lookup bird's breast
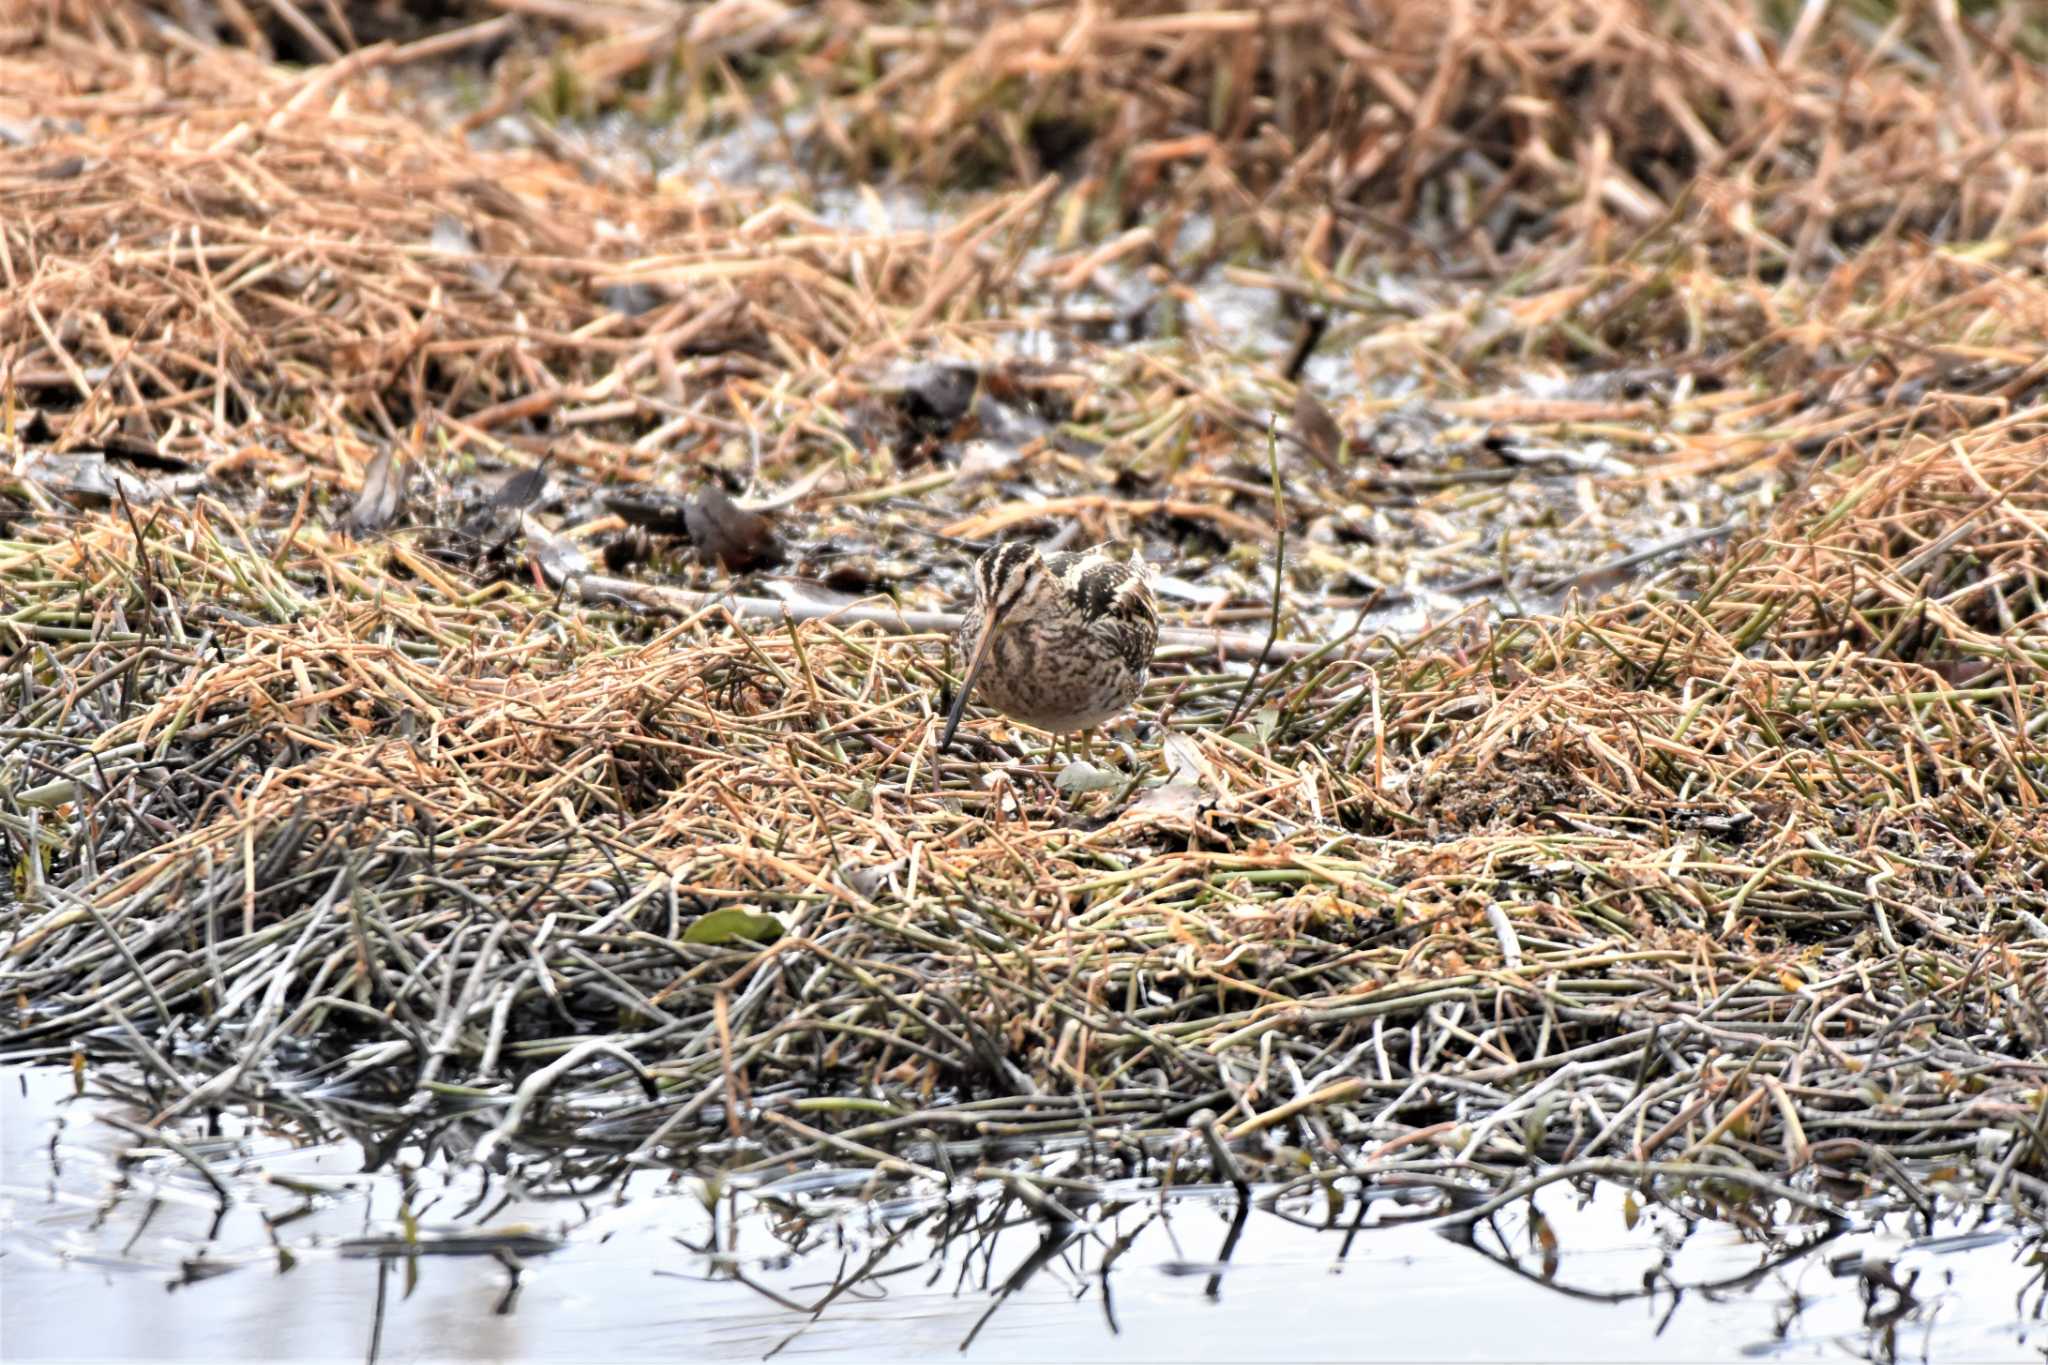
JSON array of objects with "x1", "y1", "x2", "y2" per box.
[{"x1": 967, "y1": 619, "x2": 1148, "y2": 731}]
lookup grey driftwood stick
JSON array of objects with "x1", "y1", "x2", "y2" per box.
[{"x1": 555, "y1": 571, "x2": 1324, "y2": 662}]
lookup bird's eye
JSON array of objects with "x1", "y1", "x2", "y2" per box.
[{"x1": 996, "y1": 563, "x2": 1037, "y2": 614}]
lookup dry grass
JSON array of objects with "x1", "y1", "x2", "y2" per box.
[{"x1": 2, "y1": 0, "x2": 2047, "y2": 1226}]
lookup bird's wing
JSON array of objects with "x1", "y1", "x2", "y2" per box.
[{"x1": 1047, "y1": 551, "x2": 1154, "y2": 626}]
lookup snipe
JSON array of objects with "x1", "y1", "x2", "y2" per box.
[{"x1": 939, "y1": 541, "x2": 1158, "y2": 759}]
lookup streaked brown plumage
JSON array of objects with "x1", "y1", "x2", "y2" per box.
[{"x1": 940, "y1": 540, "x2": 1158, "y2": 756}]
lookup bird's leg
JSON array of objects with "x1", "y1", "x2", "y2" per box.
[{"x1": 1078, "y1": 728, "x2": 1095, "y2": 764}]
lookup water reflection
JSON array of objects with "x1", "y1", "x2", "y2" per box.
[{"x1": 3, "y1": 1067, "x2": 2043, "y2": 1363}]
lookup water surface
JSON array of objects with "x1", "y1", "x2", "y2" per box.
[{"x1": 3, "y1": 1067, "x2": 2041, "y2": 1363}]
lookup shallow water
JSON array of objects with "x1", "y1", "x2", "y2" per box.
[{"x1": 4, "y1": 1067, "x2": 2044, "y2": 1363}]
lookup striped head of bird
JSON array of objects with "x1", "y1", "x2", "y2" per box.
[{"x1": 941, "y1": 542, "x2": 1060, "y2": 750}]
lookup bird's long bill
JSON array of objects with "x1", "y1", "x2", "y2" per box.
[{"x1": 940, "y1": 617, "x2": 999, "y2": 751}]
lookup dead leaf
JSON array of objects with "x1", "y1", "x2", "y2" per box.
[
  {"x1": 492, "y1": 460, "x2": 553, "y2": 513},
  {"x1": 1161, "y1": 732, "x2": 1224, "y2": 794},
  {"x1": 1291, "y1": 386, "x2": 1345, "y2": 473},
  {"x1": 602, "y1": 487, "x2": 692, "y2": 537},
  {"x1": 346, "y1": 447, "x2": 407, "y2": 535},
  {"x1": 95, "y1": 432, "x2": 188, "y2": 471},
  {"x1": 842, "y1": 858, "x2": 907, "y2": 900},
  {"x1": 21, "y1": 452, "x2": 184, "y2": 506},
  {"x1": 1124, "y1": 780, "x2": 1208, "y2": 825},
  {"x1": 883, "y1": 362, "x2": 978, "y2": 430},
  {"x1": 684, "y1": 484, "x2": 783, "y2": 572},
  {"x1": 523, "y1": 512, "x2": 590, "y2": 582},
  {"x1": 1055, "y1": 760, "x2": 1121, "y2": 797}
]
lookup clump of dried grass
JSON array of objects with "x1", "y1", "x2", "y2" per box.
[
  {"x1": 1384, "y1": 421, "x2": 2048, "y2": 832},
  {"x1": 399, "y1": 0, "x2": 2048, "y2": 274},
  {"x1": 1730, "y1": 423, "x2": 2048, "y2": 664},
  {"x1": 0, "y1": 13, "x2": 1072, "y2": 477}
]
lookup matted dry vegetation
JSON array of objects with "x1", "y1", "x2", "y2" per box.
[{"x1": 4, "y1": 0, "x2": 2048, "y2": 1232}]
